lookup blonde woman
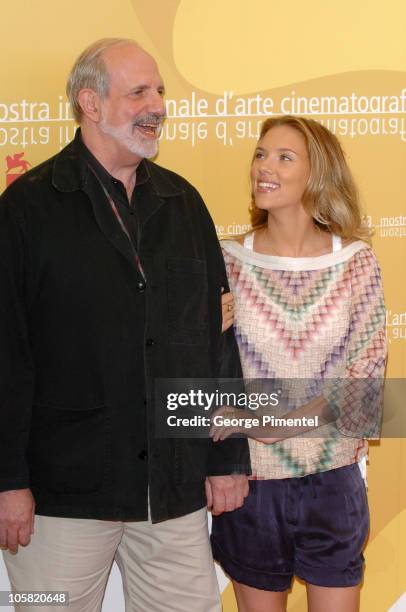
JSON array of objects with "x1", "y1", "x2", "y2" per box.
[{"x1": 210, "y1": 116, "x2": 386, "y2": 612}]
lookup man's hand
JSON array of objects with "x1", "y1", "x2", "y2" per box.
[
  {"x1": 221, "y1": 289, "x2": 234, "y2": 333},
  {"x1": 355, "y1": 439, "x2": 369, "y2": 462},
  {"x1": 205, "y1": 474, "x2": 248, "y2": 516},
  {"x1": 0, "y1": 489, "x2": 35, "y2": 554}
]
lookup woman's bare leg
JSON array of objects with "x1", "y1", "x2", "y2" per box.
[
  {"x1": 232, "y1": 579, "x2": 288, "y2": 612},
  {"x1": 306, "y1": 583, "x2": 360, "y2": 612}
]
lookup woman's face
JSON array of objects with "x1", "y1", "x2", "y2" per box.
[{"x1": 251, "y1": 125, "x2": 311, "y2": 213}]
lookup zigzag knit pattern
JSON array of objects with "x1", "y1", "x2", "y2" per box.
[{"x1": 221, "y1": 240, "x2": 387, "y2": 478}]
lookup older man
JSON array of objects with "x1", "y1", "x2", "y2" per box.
[{"x1": 0, "y1": 38, "x2": 249, "y2": 612}]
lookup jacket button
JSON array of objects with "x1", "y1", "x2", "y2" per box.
[
  {"x1": 146, "y1": 338, "x2": 155, "y2": 347},
  {"x1": 138, "y1": 450, "x2": 148, "y2": 460},
  {"x1": 137, "y1": 280, "x2": 146, "y2": 292}
]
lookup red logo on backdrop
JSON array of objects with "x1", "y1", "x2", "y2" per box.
[{"x1": 5, "y1": 153, "x2": 31, "y2": 186}]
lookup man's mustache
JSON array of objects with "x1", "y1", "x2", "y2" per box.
[{"x1": 133, "y1": 113, "x2": 166, "y2": 126}]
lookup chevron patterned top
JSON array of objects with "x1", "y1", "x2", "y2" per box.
[{"x1": 221, "y1": 238, "x2": 387, "y2": 478}]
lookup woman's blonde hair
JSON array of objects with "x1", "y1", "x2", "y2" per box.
[{"x1": 249, "y1": 115, "x2": 371, "y2": 242}]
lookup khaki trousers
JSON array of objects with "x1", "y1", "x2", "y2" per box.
[{"x1": 3, "y1": 508, "x2": 221, "y2": 612}]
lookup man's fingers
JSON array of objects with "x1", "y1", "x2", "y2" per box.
[
  {"x1": 355, "y1": 439, "x2": 368, "y2": 462},
  {"x1": 208, "y1": 475, "x2": 249, "y2": 516},
  {"x1": 0, "y1": 488, "x2": 35, "y2": 553},
  {"x1": 0, "y1": 525, "x2": 7, "y2": 549},
  {"x1": 211, "y1": 492, "x2": 226, "y2": 516},
  {"x1": 232, "y1": 484, "x2": 244, "y2": 509},
  {"x1": 228, "y1": 475, "x2": 249, "y2": 510},
  {"x1": 18, "y1": 519, "x2": 33, "y2": 547},
  {"x1": 205, "y1": 478, "x2": 213, "y2": 510},
  {"x1": 6, "y1": 528, "x2": 19, "y2": 555},
  {"x1": 213, "y1": 481, "x2": 236, "y2": 513},
  {"x1": 225, "y1": 491, "x2": 237, "y2": 512},
  {"x1": 235, "y1": 477, "x2": 249, "y2": 508}
]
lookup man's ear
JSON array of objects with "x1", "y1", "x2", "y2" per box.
[{"x1": 77, "y1": 89, "x2": 102, "y2": 122}]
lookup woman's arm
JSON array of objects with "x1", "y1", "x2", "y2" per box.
[{"x1": 210, "y1": 247, "x2": 387, "y2": 445}]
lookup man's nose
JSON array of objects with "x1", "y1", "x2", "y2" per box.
[{"x1": 147, "y1": 90, "x2": 166, "y2": 115}]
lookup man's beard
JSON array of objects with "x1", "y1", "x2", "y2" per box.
[{"x1": 99, "y1": 114, "x2": 163, "y2": 159}]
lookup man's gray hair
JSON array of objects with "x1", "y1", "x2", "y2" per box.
[{"x1": 66, "y1": 38, "x2": 139, "y2": 123}]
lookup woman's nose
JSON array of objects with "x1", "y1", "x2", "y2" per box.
[{"x1": 258, "y1": 161, "x2": 275, "y2": 176}]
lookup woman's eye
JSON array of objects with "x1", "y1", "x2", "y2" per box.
[
  {"x1": 281, "y1": 154, "x2": 292, "y2": 161},
  {"x1": 254, "y1": 152, "x2": 264, "y2": 159}
]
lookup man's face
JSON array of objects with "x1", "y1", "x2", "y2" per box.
[{"x1": 98, "y1": 44, "x2": 166, "y2": 161}]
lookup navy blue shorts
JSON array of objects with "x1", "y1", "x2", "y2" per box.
[{"x1": 211, "y1": 464, "x2": 369, "y2": 591}]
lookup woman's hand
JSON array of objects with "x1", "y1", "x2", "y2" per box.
[
  {"x1": 209, "y1": 406, "x2": 280, "y2": 444},
  {"x1": 221, "y1": 289, "x2": 234, "y2": 332},
  {"x1": 210, "y1": 406, "x2": 248, "y2": 442}
]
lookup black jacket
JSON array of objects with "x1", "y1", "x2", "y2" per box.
[{"x1": 0, "y1": 135, "x2": 250, "y2": 522}]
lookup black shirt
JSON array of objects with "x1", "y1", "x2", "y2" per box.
[
  {"x1": 79, "y1": 135, "x2": 149, "y2": 512},
  {"x1": 78, "y1": 135, "x2": 150, "y2": 249}
]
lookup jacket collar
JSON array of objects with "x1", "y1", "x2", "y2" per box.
[{"x1": 51, "y1": 128, "x2": 183, "y2": 198}]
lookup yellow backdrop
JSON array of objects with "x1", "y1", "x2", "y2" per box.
[{"x1": 0, "y1": 1, "x2": 405, "y2": 610}]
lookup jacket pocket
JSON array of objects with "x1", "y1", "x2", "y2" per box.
[
  {"x1": 166, "y1": 257, "x2": 208, "y2": 333},
  {"x1": 28, "y1": 404, "x2": 109, "y2": 495}
]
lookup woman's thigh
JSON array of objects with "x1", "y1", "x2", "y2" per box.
[
  {"x1": 306, "y1": 583, "x2": 360, "y2": 612},
  {"x1": 233, "y1": 580, "x2": 288, "y2": 612}
]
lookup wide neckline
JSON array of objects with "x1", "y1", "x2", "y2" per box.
[{"x1": 221, "y1": 238, "x2": 369, "y2": 271}]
